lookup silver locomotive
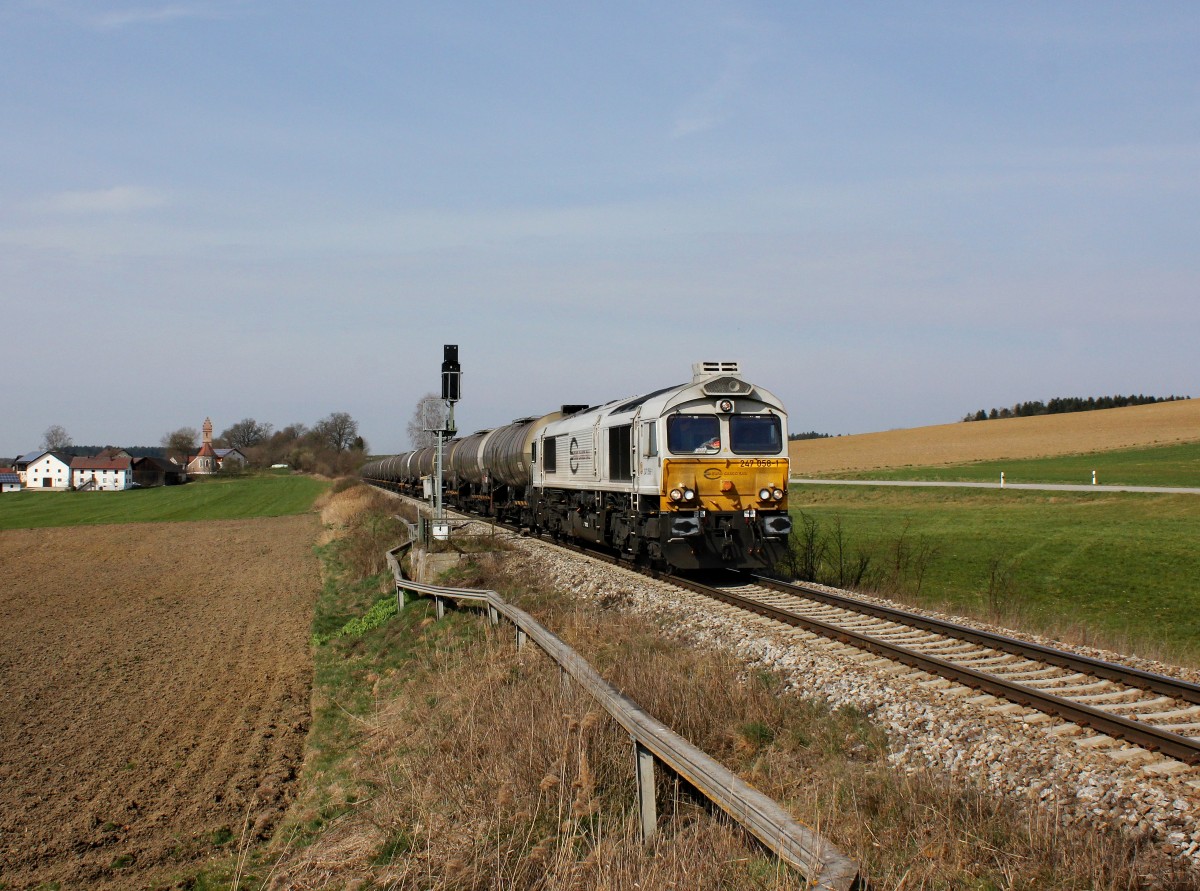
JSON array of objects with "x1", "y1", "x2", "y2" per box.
[{"x1": 361, "y1": 362, "x2": 792, "y2": 570}]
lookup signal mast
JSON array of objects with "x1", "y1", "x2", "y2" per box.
[{"x1": 433, "y1": 344, "x2": 460, "y2": 525}]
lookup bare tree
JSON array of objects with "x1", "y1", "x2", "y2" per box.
[
  {"x1": 314, "y1": 412, "x2": 359, "y2": 453},
  {"x1": 220, "y1": 417, "x2": 274, "y2": 449},
  {"x1": 407, "y1": 392, "x2": 447, "y2": 449},
  {"x1": 41, "y1": 424, "x2": 72, "y2": 451},
  {"x1": 162, "y1": 427, "x2": 198, "y2": 461}
]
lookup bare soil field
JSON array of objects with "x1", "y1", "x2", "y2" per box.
[
  {"x1": 0, "y1": 514, "x2": 320, "y2": 889},
  {"x1": 790, "y1": 398, "x2": 1200, "y2": 475}
]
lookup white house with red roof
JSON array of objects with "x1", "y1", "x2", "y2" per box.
[{"x1": 71, "y1": 456, "x2": 134, "y2": 491}]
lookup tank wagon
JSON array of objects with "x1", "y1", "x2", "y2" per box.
[{"x1": 361, "y1": 362, "x2": 793, "y2": 570}]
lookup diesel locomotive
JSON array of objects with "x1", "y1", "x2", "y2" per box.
[{"x1": 360, "y1": 361, "x2": 793, "y2": 570}]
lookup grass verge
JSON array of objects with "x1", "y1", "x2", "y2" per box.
[{"x1": 785, "y1": 484, "x2": 1200, "y2": 666}]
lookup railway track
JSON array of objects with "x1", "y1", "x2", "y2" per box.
[
  {"x1": 664, "y1": 572, "x2": 1200, "y2": 766},
  {"x1": 391, "y1": 493, "x2": 1200, "y2": 768}
]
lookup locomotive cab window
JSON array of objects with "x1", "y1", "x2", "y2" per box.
[
  {"x1": 543, "y1": 436, "x2": 557, "y2": 473},
  {"x1": 641, "y1": 422, "x2": 657, "y2": 458},
  {"x1": 667, "y1": 415, "x2": 721, "y2": 454},
  {"x1": 608, "y1": 424, "x2": 633, "y2": 479},
  {"x1": 730, "y1": 415, "x2": 782, "y2": 455}
]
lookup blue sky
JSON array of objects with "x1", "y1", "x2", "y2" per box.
[{"x1": 2, "y1": 1, "x2": 1197, "y2": 456}]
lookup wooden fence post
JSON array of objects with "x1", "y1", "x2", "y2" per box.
[{"x1": 635, "y1": 740, "x2": 657, "y2": 844}]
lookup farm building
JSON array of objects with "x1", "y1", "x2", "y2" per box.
[
  {"x1": 71, "y1": 456, "x2": 133, "y2": 491},
  {"x1": 132, "y1": 456, "x2": 188, "y2": 487},
  {"x1": 23, "y1": 451, "x2": 73, "y2": 489},
  {"x1": 1, "y1": 471, "x2": 20, "y2": 493},
  {"x1": 214, "y1": 447, "x2": 247, "y2": 469}
]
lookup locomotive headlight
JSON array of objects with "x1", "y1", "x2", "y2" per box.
[
  {"x1": 758, "y1": 487, "x2": 772, "y2": 501},
  {"x1": 718, "y1": 398, "x2": 734, "y2": 412},
  {"x1": 772, "y1": 487, "x2": 785, "y2": 501},
  {"x1": 683, "y1": 488, "x2": 696, "y2": 502},
  {"x1": 669, "y1": 487, "x2": 683, "y2": 502}
]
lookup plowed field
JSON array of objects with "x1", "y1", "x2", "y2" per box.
[{"x1": 0, "y1": 514, "x2": 320, "y2": 889}]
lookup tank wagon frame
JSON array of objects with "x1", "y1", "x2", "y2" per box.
[{"x1": 361, "y1": 362, "x2": 793, "y2": 570}]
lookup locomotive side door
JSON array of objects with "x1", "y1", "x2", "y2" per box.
[{"x1": 634, "y1": 413, "x2": 660, "y2": 502}]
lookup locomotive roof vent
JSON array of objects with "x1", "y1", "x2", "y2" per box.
[
  {"x1": 692, "y1": 361, "x2": 740, "y2": 380},
  {"x1": 692, "y1": 361, "x2": 751, "y2": 396}
]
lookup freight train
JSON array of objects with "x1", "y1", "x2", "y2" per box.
[{"x1": 360, "y1": 362, "x2": 792, "y2": 570}]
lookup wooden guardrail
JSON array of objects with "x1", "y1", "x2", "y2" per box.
[{"x1": 386, "y1": 542, "x2": 861, "y2": 891}]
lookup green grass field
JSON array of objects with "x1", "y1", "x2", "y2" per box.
[
  {"x1": 0, "y1": 474, "x2": 328, "y2": 529},
  {"x1": 829, "y1": 441, "x2": 1200, "y2": 487},
  {"x1": 788, "y1": 484, "x2": 1200, "y2": 664}
]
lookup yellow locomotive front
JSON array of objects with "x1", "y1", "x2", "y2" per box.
[{"x1": 652, "y1": 393, "x2": 792, "y2": 568}]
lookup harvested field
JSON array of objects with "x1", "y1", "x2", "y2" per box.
[
  {"x1": 0, "y1": 514, "x2": 320, "y2": 889},
  {"x1": 790, "y1": 398, "x2": 1200, "y2": 475}
]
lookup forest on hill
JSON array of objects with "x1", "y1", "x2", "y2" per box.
[{"x1": 963, "y1": 395, "x2": 1190, "y2": 422}]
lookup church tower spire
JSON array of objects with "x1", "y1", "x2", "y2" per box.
[{"x1": 202, "y1": 417, "x2": 213, "y2": 447}]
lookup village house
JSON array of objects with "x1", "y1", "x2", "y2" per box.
[
  {"x1": 22, "y1": 451, "x2": 73, "y2": 489},
  {"x1": 214, "y1": 447, "x2": 247, "y2": 469},
  {"x1": 0, "y1": 470, "x2": 20, "y2": 493},
  {"x1": 70, "y1": 456, "x2": 133, "y2": 491}
]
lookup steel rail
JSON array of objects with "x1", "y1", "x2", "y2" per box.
[
  {"x1": 665, "y1": 575, "x2": 1200, "y2": 766},
  {"x1": 368, "y1": 486, "x2": 1200, "y2": 764},
  {"x1": 747, "y1": 574, "x2": 1200, "y2": 706}
]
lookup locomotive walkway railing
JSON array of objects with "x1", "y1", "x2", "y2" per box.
[{"x1": 385, "y1": 541, "x2": 861, "y2": 891}]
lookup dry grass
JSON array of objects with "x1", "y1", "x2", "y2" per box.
[
  {"x1": 318, "y1": 483, "x2": 412, "y2": 578},
  {"x1": 267, "y1": 543, "x2": 1197, "y2": 890},
  {"x1": 790, "y1": 399, "x2": 1200, "y2": 475}
]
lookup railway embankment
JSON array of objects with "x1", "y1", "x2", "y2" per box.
[{"x1": 267, "y1": 483, "x2": 1199, "y2": 887}]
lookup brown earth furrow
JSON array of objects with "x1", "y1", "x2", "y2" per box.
[{"x1": 0, "y1": 514, "x2": 319, "y2": 889}]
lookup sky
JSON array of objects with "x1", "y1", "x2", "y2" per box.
[{"x1": 2, "y1": 1, "x2": 1197, "y2": 457}]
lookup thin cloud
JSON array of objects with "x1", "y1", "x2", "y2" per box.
[
  {"x1": 34, "y1": 186, "x2": 168, "y2": 215},
  {"x1": 28, "y1": 0, "x2": 238, "y2": 30},
  {"x1": 670, "y1": 49, "x2": 753, "y2": 139}
]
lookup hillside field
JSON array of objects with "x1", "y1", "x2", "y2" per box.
[{"x1": 789, "y1": 398, "x2": 1200, "y2": 475}]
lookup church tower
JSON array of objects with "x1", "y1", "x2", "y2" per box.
[{"x1": 190, "y1": 417, "x2": 218, "y2": 475}]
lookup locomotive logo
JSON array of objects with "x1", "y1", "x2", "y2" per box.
[
  {"x1": 703, "y1": 468, "x2": 722, "y2": 480},
  {"x1": 569, "y1": 437, "x2": 583, "y2": 474}
]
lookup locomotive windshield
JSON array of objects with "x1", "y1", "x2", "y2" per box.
[
  {"x1": 667, "y1": 415, "x2": 721, "y2": 454},
  {"x1": 730, "y1": 415, "x2": 782, "y2": 455}
]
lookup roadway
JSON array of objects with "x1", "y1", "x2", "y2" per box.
[{"x1": 790, "y1": 479, "x2": 1200, "y2": 495}]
